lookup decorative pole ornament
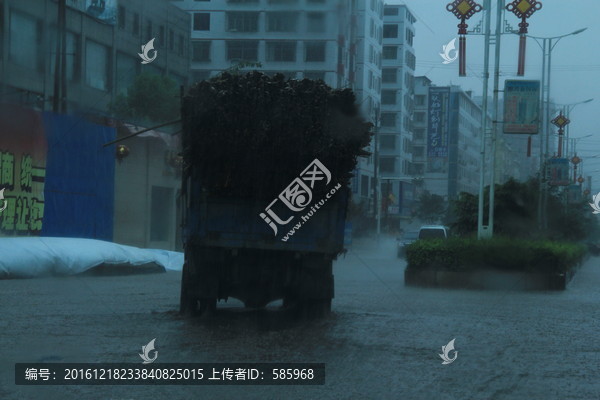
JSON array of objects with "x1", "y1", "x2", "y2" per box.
[
  {"x1": 506, "y1": 0, "x2": 543, "y2": 76},
  {"x1": 551, "y1": 112, "x2": 570, "y2": 157},
  {"x1": 446, "y1": 0, "x2": 483, "y2": 76}
]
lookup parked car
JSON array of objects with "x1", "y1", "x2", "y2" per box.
[
  {"x1": 418, "y1": 225, "x2": 449, "y2": 240},
  {"x1": 397, "y1": 231, "x2": 419, "y2": 258}
]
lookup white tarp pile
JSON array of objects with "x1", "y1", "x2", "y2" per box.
[{"x1": 0, "y1": 237, "x2": 183, "y2": 279}]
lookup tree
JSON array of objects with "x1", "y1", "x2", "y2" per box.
[
  {"x1": 449, "y1": 178, "x2": 599, "y2": 241},
  {"x1": 414, "y1": 191, "x2": 446, "y2": 223},
  {"x1": 108, "y1": 73, "x2": 180, "y2": 126}
]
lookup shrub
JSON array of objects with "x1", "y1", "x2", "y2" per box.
[{"x1": 406, "y1": 237, "x2": 586, "y2": 274}]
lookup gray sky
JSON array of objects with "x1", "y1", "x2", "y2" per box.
[{"x1": 390, "y1": 0, "x2": 600, "y2": 173}]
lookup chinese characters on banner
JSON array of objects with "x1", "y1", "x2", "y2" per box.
[
  {"x1": 503, "y1": 80, "x2": 540, "y2": 134},
  {"x1": 0, "y1": 106, "x2": 47, "y2": 235},
  {"x1": 427, "y1": 87, "x2": 450, "y2": 158}
]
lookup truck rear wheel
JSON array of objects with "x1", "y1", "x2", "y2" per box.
[
  {"x1": 198, "y1": 298, "x2": 217, "y2": 317},
  {"x1": 180, "y1": 261, "x2": 199, "y2": 315}
]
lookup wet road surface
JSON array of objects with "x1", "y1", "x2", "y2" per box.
[{"x1": 1, "y1": 237, "x2": 600, "y2": 400}]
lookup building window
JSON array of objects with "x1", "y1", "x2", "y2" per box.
[
  {"x1": 382, "y1": 68, "x2": 397, "y2": 83},
  {"x1": 158, "y1": 26, "x2": 165, "y2": 47},
  {"x1": 132, "y1": 13, "x2": 140, "y2": 36},
  {"x1": 192, "y1": 41, "x2": 211, "y2": 62},
  {"x1": 50, "y1": 31, "x2": 80, "y2": 81},
  {"x1": 383, "y1": 46, "x2": 397, "y2": 59},
  {"x1": 267, "y1": 12, "x2": 297, "y2": 32},
  {"x1": 370, "y1": 19, "x2": 375, "y2": 38},
  {"x1": 307, "y1": 12, "x2": 326, "y2": 33},
  {"x1": 381, "y1": 113, "x2": 396, "y2": 127},
  {"x1": 380, "y1": 158, "x2": 395, "y2": 173},
  {"x1": 227, "y1": 12, "x2": 259, "y2": 32},
  {"x1": 414, "y1": 129, "x2": 425, "y2": 140},
  {"x1": 360, "y1": 175, "x2": 369, "y2": 197},
  {"x1": 169, "y1": 29, "x2": 174, "y2": 51},
  {"x1": 406, "y1": 51, "x2": 416, "y2": 69},
  {"x1": 118, "y1": 6, "x2": 125, "y2": 29},
  {"x1": 415, "y1": 112, "x2": 425, "y2": 123},
  {"x1": 368, "y1": 70, "x2": 373, "y2": 89},
  {"x1": 383, "y1": 24, "x2": 398, "y2": 38},
  {"x1": 146, "y1": 20, "x2": 153, "y2": 40},
  {"x1": 381, "y1": 90, "x2": 396, "y2": 105},
  {"x1": 406, "y1": 29, "x2": 414, "y2": 46},
  {"x1": 178, "y1": 34, "x2": 184, "y2": 56},
  {"x1": 305, "y1": 42, "x2": 325, "y2": 62},
  {"x1": 381, "y1": 136, "x2": 395, "y2": 149},
  {"x1": 11, "y1": 12, "x2": 43, "y2": 71},
  {"x1": 85, "y1": 40, "x2": 109, "y2": 91},
  {"x1": 384, "y1": 6, "x2": 399, "y2": 16},
  {"x1": 415, "y1": 95, "x2": 426, "y2": 106},
  {"x1": 116, "y1": 52, "x2": 137, "y2": 95},
  {"x1": 193, "y1": 13, "x2": 210, "y2": 31},
  {"x1": 226, "y1": 40, "x2": 259, "y2": 61},
  {"x1": 267, "y1": 41, "x2": 296, "y2": 62}
]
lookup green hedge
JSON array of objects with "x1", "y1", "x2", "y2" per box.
[{"x1": 405, "y1": 237, "x2": 586, "y2": 274}]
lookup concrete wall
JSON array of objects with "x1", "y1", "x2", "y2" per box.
[{"x1": 113, "y1": 135, "x2": 180, "y2": 251}]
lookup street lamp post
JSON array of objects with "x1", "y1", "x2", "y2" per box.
[
  {"x1": 562, "y1": 98, "x2": 594, "y2": 156},
  {"x1": 523, "y1": 28, "x2": 588, "y2": 228}
]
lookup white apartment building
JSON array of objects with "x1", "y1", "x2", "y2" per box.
[
  {"x1": 173, "y1": 0, "x2": 385, "y2": 212},
  {"x1": 379, "y1": 3, "x2": 416, "y2": 219},
  {"x1": 413, "y1": 76, "x2": 487, "y2": 200}
]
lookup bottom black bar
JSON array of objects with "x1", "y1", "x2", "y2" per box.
[{"x1": 15, "y1": 363, "x2": 325, "y2": 385}]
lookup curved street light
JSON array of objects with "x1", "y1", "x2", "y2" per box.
[{"x1": 519, "y1": 27, "x2": 588, "y2": 229}]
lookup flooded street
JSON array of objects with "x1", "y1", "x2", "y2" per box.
[{"x1": 1, "y1": 238, "x2": 600, "y2": 400}]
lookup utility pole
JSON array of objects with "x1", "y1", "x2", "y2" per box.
[
  {"x1": 373, "y1": 106, "x2": 381, "y2": 243},
  {"x1": 487, "y1": 0, "x2": 504, "y2": 235},
  {"x1": 53, "y1": 0, "x2": 67, "y2": 113},
  {"x1": 477, "y1": 0, "x2": 491, "y2": 239}
]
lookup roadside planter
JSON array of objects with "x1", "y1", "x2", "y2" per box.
[{"x1": 404, "y1": 238, "x2": 587, "y2": 290}]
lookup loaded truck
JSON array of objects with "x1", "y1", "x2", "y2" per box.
[{"x1": 178, "y1": 72, "x2": 371, "y2": 317}]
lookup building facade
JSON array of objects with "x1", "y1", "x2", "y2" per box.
[
  {"x1": 1, "y1": 0, "x2": 190, "y2": 114},
  {"x1": 379, "y1": 3, "x2": 416, "y2": 220},
  {"x1": 413, "y1": 76, "x2": 488, "y2": 200},
  {"x1": 0, "y1": 0, "x2": 190, "y2": 250},
  {"x1": 173, "y1": 0, "x2": 387, "y2": 213}
]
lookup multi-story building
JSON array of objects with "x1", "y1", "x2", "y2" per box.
[
  {"x1": 173, "y1": 0, "x2": 386, "y2": 212},
  {"x1": 1, "y1": 0, "x2": 190, "y2": 114},
  {"x1": 413, "y1": 76, "x2": 488, "y2": 200},
  {"x1": 0, "y1": 0, "x2": 191, "y2": 251},
  {"x1": 379, "y1": 3, "x2": 416, "y2": 220}
]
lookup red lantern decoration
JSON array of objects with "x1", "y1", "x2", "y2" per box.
[
  {"x1": 551, "y1": 112, "x2": 570, "y2": 157},
  {"x1": 446, "y1": 0, "x2": 482, "y2": 76},
  {"x1": 506, "y1": 0, "x2": 543, "y2": 76}
]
